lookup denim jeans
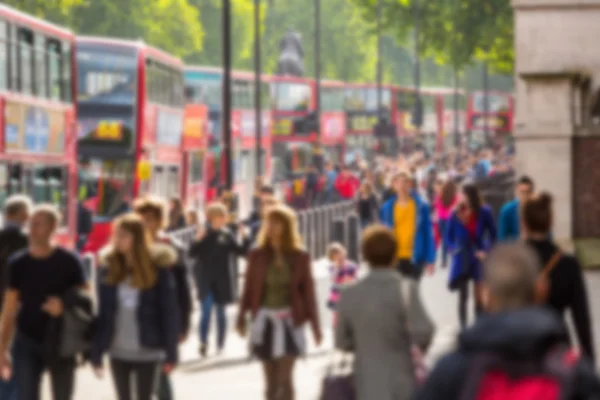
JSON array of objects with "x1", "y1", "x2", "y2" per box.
[
  {"x1": 13, "y1": 333, "x2": 76, "y2": 400},
  {"x1": 199, "y1": 292, "x2": 227, "y2": 349}
]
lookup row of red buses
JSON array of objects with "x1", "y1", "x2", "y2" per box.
[
  {"x1": 0, "y1": 4, "x2": 78, "y2": 248},
  {"x1": 183, "y1": 66, "x2": 273, "y2": 217}
]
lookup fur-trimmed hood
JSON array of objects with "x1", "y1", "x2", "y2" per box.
[{"x1": 98, "y1": 241, "x2": 178, "y2": 268}]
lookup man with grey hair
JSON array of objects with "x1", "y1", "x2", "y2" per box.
[
  {"x1": 0, "y1": 195, "x2": 31, "y2": 399},
  {"x1": 415, "y1": 243, "x2": 600, "y2": 399}
]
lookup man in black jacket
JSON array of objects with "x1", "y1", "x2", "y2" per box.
[
  {"x1": 0, "y1": 196, "x2": 31, "y2": 305},
  {"x1": 0, "y1": 195, "x2": 30, "y2": 400},
  {"x1": 133, "y1": 197, "x2": 192, "y2": 400},
  {"x1": 415, "y1": 243, "x2": 600, "y2": 400}
]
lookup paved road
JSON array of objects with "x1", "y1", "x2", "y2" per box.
[{"x1": 41, "y1": 262, "x2": 600, "y2": 399}]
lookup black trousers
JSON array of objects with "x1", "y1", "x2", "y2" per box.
[
  {"x1": 457, "y1": 279, "x2": 483, "y2": 329},
  {"x1": 13, "y1": 333, "x2": 75, "y2": 400},
  {"x1": 396, "y1": 259, "x2": 423, "y2": 281},
  {"x1": 109, "y1": 359, "x2": 161, "y2": 400}
]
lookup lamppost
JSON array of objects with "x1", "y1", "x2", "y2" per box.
[
  {"x1": 253, "y1": 0, "x2": 262, "y2": 176},
  {"x1": 412, "y1": 0, "x2": 423, "y2": 136},
  {"x1": 315, "y1": 0, "x2": 321, "y2": 142},
  {"x1": 222, "y1": 0, "x2": 233, "y2": 190},
  {"x1": 376, "y1": 0, "x2": 383, "y2": 120}
]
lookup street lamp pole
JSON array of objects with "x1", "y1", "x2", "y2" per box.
[
  {"x1": 253, "y1": 0, "x2": 262, "y2": 176},
  {"x1": 376, "y1": 0, "x2": 383, "y2": 119},
  {"x1": 413, "y1": 0, "x2": 423, "y2": 134},
  {"x1": 314, "y1": 0, "x2": 321, "y2": 142},
  {"x1": 223, "y1": 0, "x2": 233, "y2": 189}
]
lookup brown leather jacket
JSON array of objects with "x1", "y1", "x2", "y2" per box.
[{"x1": 238, "y1": 247, "x2": 321, "y2": 340}]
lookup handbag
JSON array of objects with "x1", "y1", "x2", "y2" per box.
[{"x1": 319, "y1": 352, "x2": 355, "y2": 400}]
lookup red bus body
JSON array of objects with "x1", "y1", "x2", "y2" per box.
[
  {"x1": 467, "y1": 90, "x2": 514, "y2": 145},
  {"x1": 181, "y1": 103, "x2": 208, "y2": 210},
  {"x1": 0, "y1": 5, "x2": 78, "y2": 248},
  {"x1": 184, "y1": 66, "x2": 272, "y2": 217},
  {"x1": 77, "y1": 37, "x2": 186, "y2": 253}
]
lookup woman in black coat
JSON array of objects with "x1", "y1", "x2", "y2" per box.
[{"x1": 188, "y1": 203, "x2": 250, "y2": 357}]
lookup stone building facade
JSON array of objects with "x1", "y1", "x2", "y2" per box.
[{"x1": 513, "y1": 0, "x2": 600, "y2": 243}]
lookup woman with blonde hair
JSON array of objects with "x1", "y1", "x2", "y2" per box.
[
  {"x1": 237, "y1": 204, "x2": 321, "y2": 400},
  {"x1": 92, "y1": 213, "x2": 180, "y2": 400}
]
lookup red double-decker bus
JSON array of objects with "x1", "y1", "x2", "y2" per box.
[
  {"x1": 270, "y1": 75, "x2": 315, "y2": 184},
  {"x1": 184, "y1": 66, "x2": 272, "y2": 217},
  {"x1": 76, "y1": 37, "x2": 186, "y2": 252},
  {"x1": 344, "y1": 82, "x2": 390, "y2": 160},
  {"x1": 467, "y1": 90, "x2": 514, "y2": 147},
  {"x1": 0, "y1": 5, "x2": 78, "y2": 248}
]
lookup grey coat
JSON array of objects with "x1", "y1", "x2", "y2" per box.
[{"x1": 335, "y1": 269, "x2": 416, "y2": 400}]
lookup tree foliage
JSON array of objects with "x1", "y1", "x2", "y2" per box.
[
  {"x1": 6, "y1": 0, "x2": 513, "y2": 87},
  {"x1": 349, "y1": 0, "x2": 514, "y2": 74}
]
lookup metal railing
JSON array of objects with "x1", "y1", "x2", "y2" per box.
[{"x1": 166, "y1": 201, "x2": 360, "y2": 262}]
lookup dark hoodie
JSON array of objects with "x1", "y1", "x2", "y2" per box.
[
  {"x1": 415, "y1": 308, "x2": 600, "y2": 400},
  {"x1": 527, "y1": 238, "x2": 595, "y2": 361}
]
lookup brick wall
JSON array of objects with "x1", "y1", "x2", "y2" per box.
[{"x1": 572, "y1": 136, "x2": 600, "y2": 237}]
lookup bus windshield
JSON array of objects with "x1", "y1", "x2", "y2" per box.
[
  {"x1": 77, "y1": 46, "x2": 137, "y2": 106},
  {"x1": 472, "y1": 92, "x2": 511, "y2": 113},
  {"x1": 271, "y1": 82, "x2": 310, "y2": 112},
  {"x1": 78, "y1": 159, "x2": 134, "y2": 220}
]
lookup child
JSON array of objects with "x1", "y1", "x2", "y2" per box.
[{"x1": 326, "y1": 243, "x2": 358, "y2": 326}]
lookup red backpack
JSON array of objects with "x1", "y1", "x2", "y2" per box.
[{"x1": 461, "y1": 345, "x2": 580, "y2": 400}]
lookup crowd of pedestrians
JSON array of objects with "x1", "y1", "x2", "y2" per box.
[{"x1": 0, "y1": 143, "x2": 599, "y2": 400}]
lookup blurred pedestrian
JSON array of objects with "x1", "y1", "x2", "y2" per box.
[
  {"x1": 186, "y1": 209, "x2": 199, "y2": 227},
  {"x1": 237, "y1": 204, "x2": 322, "y2": 400},
  {"x1": 335, "y1": 225, "x2": 416, "y2": 400},
  {"x1": 166, "y1": 198, "x2": 186, "y2": 232},
  {"x1": 415, "y1": 243, "x2": 600, "y2": 400},
  {"x1": 356, "y1": 181, "x2": 379, "y2": 229},
  {"x1": 93, "y1": 213, "x2": 180, "y2": 400},
  {"x1": 252, "y1": 177, "x2": 265, "y2": 213},
  {"x1": 446, "y1": 183, "x2": 497, "y2": 329},
  {"x1": 326, "y1": 242, "x2": 357, "y2": 327},
  {"x1": 334, "y1": 166, "x2": 359, "y2": 201},
  {"x1": 498, "y1": 175, "x2": 534, "y2": 242},
  {"x1": 189, "y1": 203, "x2": 249, "y2": 357},
  {"x1": 305, "y1": 165, "x2": 320, "y2": 207},
  {"x1": 249, "y1": 196, "x2": 279, "y2": 246},
  {"x1": 434, "y1": 180, "x2": 458, "y2": 268},
  {"x1": 323, "y1": 161, "x2": 338, "y2": 204},
  {"x1": 380, "y1": 171, "x2": 436, "y2": 280},
  {"x1": 0, "y1": 195, "x2": 31, "y2": 400},
  {"x1": 523, "y1": 193, "x2": 595, "y2": 361},
  {"x1": 133, "y1": 198, "x2": 192, "y2": 400},
  {"x1": 0, "y1": 205, "x2": 87, "y2": 400}
]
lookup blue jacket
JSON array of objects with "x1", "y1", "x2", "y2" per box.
[
  {"x1": 498, "y1": 199, "x2": 520, "y2": 241},
  {"x1": 380, "y1": 191, "x2": 436, "y2": 266},
  {"x1": 446, "y1": 206, "x2": 497, "y2": 289},
  {"x1": 92, "y1": 243, "x2": 181, "y2": 365}
]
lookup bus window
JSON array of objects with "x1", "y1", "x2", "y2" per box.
[
  {"x1": 47, "y1": 40, "x2": 62, "y2": 101},
  {"x1": 321, "y1": 87, "x2": 345, "y2": 111},
  {"x1": 344, "y1": 88, "x2": 364, "y2": 111},
  {"x1": 233, "y1": 80, "x2": 252, "y2": 109},
  {"x1": 61, "y1": 41, "x2": 72, "y2": 102},
  {"x1": 77, "y1": 46, "x2": 137, "y2": 106},
  {"x1": 364, "y1": 88, "x2": 391, "y2": 111},
  {"x1": 188, "y1": 151, "x2": 204, "y2": 184},
  {"x1": 17, "y1": 28, "x2": 34, "y2": 95},
  {"x1": 34, "y1": 33, "x2": 47, "y2": 98},
  {"x1": 167, "y1": 166, "x2": 180, "y2": 198},
  {"x1": 260, "y1": 82, "x2": 270, "y2": 110},
  {"x1": 0, "y1": 19, "x2": 6, "y2": 90},
  {"x1": 472, "y1": 92, "x2": 510, "y2": 113},
  {"x1": 272, "y1": 82, "x2": 310, "y2": 112}
]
